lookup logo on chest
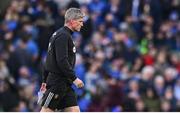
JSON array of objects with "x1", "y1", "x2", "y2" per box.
[{"x1": 73, "y1": 46, "x2": 76, "y2": 53}]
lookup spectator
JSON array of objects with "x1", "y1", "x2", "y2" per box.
[{"x1": 142, "y1": 86, "x2": 160, "y2": 111}]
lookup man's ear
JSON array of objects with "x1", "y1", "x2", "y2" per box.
[{"x1": 69, "y1": 20, "x2": 74, "y2": 26}]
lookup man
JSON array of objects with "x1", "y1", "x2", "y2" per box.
[{"x1": 39, "y1": 8, "x2": 85, "y2": 112}]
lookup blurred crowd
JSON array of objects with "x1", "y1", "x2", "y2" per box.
[{"x1": 0, "y1": 0, "x2": 180, "y2": 112}]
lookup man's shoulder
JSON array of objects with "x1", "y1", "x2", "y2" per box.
[
  {"x1": 54, "y1": 27, "x2": 70, "y2": 37},
  {"x1": 53, "y1": 27, "x2": 63, "y2": 36},
  {"x1": 52, "y1": 28, "x2": 71, "y2": 43},
  {"x1": 52, "y1": 27, "x2": 68, "y2": 38}
]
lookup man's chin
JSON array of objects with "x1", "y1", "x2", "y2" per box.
[{"x1": 75, "y1": 29, "x2": 80, "y2": 32}]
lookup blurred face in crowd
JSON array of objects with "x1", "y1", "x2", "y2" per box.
[
  {"x1": 161, "y1": 101, "x2": 171, "y2": 112},
  {"x1": 154, "y1": 76, "x2": 164, "y2": 88},
  {"x1": 147, "y1": 88, "x2": 154, "y2": 98},
  {"x1": 157, "y1": 51, "x2": 166, "y2": 64},
  {"x1": 129, "y1": 80, "x2": 139, "y2": 91},
  {"x1": 164, "y1": 87, "x2": 173, "y2": 100},
  {"x1": 135, "y1": 100, "x2": 145, "y2": 111}
]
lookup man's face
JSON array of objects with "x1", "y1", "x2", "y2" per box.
[{"x1": 71, "y1": 18, "x2": 84, "y2": 31}]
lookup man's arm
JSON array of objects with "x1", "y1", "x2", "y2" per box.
[
  {"x1": 40, "y1": 64, "x2": 48, "y2": 91},
  {"x1": 54, "y1": 34, "x2": 77, "y2": 83},
  {"x1": 42, "y1": 63, "x2": 48, "y2": 83}
]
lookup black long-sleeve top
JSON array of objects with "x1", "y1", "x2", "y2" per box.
[{"x1": 43, "y1": 26, "x2": 77, "y2": 86}]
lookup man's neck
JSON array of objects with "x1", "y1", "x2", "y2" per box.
[{"x1": 64, "y1": 24, "x2": 74, "y2": 32}]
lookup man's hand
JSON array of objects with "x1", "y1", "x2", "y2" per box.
[
  {"x1": 73, "y1": 78, "x2": 84, "y2": 88},
  {"x1": 37, "y1": 83, "x2": 46, "y2": 105},
  {"x1": 40, "y1": 83, "x2": 47, "y2": 92}
]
